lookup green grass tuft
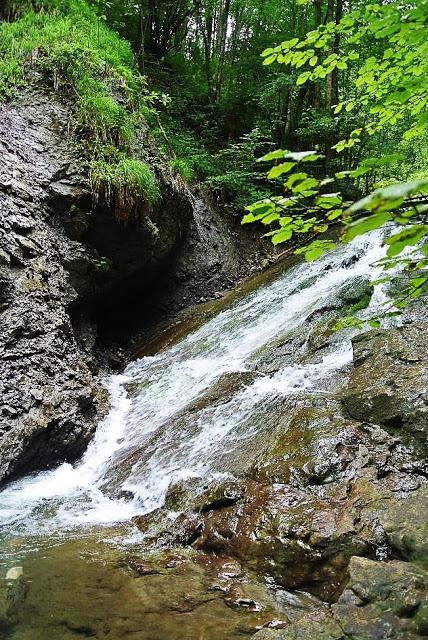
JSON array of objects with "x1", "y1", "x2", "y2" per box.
[
  {"x1": 170, "y1": 158, "x2": 195, "y2": 182},
  {"x1": 77, "y1": 95, "x2": 135, "y2": 146},
  {"x1": 90, "y1": 154, "x2": 160, "y2": 222}
]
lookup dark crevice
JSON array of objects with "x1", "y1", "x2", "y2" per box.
[
  {"x1": 383, "y1": 415, "x2": 404, "y2": 430},
  {"x1": 200, "y1": 496, "x2": 241, "y2": 512},
  {"x1": 185, "y1": 523, "x2": 204, "y2": 546}
]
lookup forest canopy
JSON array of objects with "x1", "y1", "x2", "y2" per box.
[{"x1": 1, "y1": 0, "x2": 428, "y2": 311}]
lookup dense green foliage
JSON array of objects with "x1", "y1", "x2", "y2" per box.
[
  {"x1": 1, "y1": 0, "x2": 428, "y2": 316},
  {"x1": 83, "y1": 0, "x2": 354, "y2": 210},
  {"x1": 245, "y1": 0, "x2": 428, "y2": 319}
]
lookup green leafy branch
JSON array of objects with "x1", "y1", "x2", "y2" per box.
[
  {"x1": 261, "y1": 1, "x2": 428, "y2": 152},
  {"x1": 243, "y1": 150, "x2": 428, "y2": 323}
]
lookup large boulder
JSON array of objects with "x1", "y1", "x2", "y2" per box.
[{"x1": 341, "y1": 323, "x2": 428, "y2": 456}]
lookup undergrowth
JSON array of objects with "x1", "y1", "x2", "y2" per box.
[
  {"x1": 152, "y1": 114, "x2": 271, "y2": 210},
  {"x1": 0, "y1": 0, "x2": 271, "y2": 215},
  {"x1": 0, "y1": 0, "x2": 159, "y2": 220}
]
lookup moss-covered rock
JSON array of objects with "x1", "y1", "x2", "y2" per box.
[
  {"x1": 254, "y1": 609, "x2": 344, "y2": 640},
  {"x1": 254, "y1": 557, "x2": 428, "y2": 640},
  {"x1": 332, "y1": 557, "x2": 428, "y2": 639},
  {"x1": 360, "y1": 485, "x2": 428, "y2": 564}
]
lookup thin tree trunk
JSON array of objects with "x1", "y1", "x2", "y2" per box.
[
  {"x1": 312, "y1": 0, "x2": 322, "y2": 108},
  {"x1": 326, "y1": 0, "x2": 342, "y2": 109},
  {"x1": 193, "y1": 0, "x2": 214, "y2": 101},
  {"x1": 137, "y1": 2, "x2": 146, "y2": 73},
  {"x1": 313, "y1": 0, "x2": 322, "y2": 27},
  {"x1": 213, "y1": 0, "x2": 231, "y2": 102},
  {"x1": 325, "y1": 0, "x2": 343, "y2": 165}
]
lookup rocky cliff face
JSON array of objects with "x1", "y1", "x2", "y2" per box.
[
  {"x1": 0, "y1": 88, "x2": 102, "y2": 482},
  {"x1": 0, "y1": 85, "x2": 259, "y2": 484}
]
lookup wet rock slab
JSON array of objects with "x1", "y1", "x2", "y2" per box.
[
  {"x1": 341, "y1": 323, "x2": 428, "y2": 456},
  {"x1": 0, "y1": 536, "x2": 324, "y2": 640},
  {"x1": 131, "y1": 315, "x2": 428, "y2": 637},
  {"x1": 135, "y1": 393, "x2": 426, "y2": 595}
]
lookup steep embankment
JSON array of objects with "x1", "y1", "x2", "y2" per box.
[{"x1": 0, "y1": 84, "x2": 185, "y2": 481}]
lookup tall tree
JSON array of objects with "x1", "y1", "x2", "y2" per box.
[
  {"x1": 326, "y1": 0, "x2": 343, "y2": 109},
  {"x1": 213, "y1": 0, "x2": 231, "y2": 101}
]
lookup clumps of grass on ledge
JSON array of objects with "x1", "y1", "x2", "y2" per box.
[
  {"x1": 90, "y1": 155, "x2": 160, "y2": 223},
  {"x1": 0, "y1": 0, "x2": 160, "y2": 221},
  {"x1": 170, "y1": 158, "x2": 195, "y2": 183},
  {"x1": 77, "y1": 95, "x2": 136, "y2": 147}
]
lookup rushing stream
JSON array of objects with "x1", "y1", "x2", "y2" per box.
[{"x1": 0, "y1": 230, "x2": 393, "y2": 638}]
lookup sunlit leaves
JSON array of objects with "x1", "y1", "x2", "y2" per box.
[
  {"x1": 243, "y1": 151, "x2": 343, "y2": 251},
  {"x1": 244, "y1": 148, "x2": 428, "y2": 329},
  {"x1": 326, "y1": 209, "x2": 343, "y2": 221},
  {"x1": 261, "y1": 212, "x2": 280, "y2": 225},
  {"x1": 247, "y1": 0, "x2": 428, "y2": 325},
  {"x1": 241, "y1": 200, "x2": 273, "y2": 224},
  {"x1": 262, "y1": 0, "x2": 428, "y2": 156},
  {"x1": 271, "y1": 228, "x2": 293, "y2": 244},
  {"x1": 295, "y1": 239, "x2": 337, "y2": 261},
  {"x1": 297, "y1": 71, "x2": 311, "y2": 86},
  {"x1": 258, "y1": 149, "x2": 290, "y2": 162},
  {"x1": 262, "y1": 54, "x2": 276, "y2": 66},
  {"x1": 285, "y1": 172, "x2": 309, "y2": 189},
  {"x1": 293, "y1": 178, "x2": 319, "y2": 194},
  {"x1": 267, "y1": 162, "x2": 296, "y2": 178},
  {"x1": 258, "y1": 149, "x2": 319, "y2": 163},
  {"x1": 261, "y1": 47, "x2": 274, "y2": 57},
  {"x1": 342, "y1": 212, "x2": 392, "y2": 242},
  {"x1": 316, "y1": 193, "x2": 342, "y2": 209},
  {"x1": 384, "y1": 225, "x2": 428, "y2": 257},
  {"x1": 348, "y1": 180, "x2": 428, "y2": 214}
]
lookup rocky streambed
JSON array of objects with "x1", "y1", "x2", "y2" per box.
[
  {"x1": 129, "y1": 301, "x2": 428, "y2": 640},
  {"x1": 1, "y1": 220, "x2": 427, "y2": 639}
]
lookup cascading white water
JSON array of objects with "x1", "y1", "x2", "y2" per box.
[{"x1": 0, "y1": 230, "x2": 391, "y2": 538}]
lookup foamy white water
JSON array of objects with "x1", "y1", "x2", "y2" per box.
[{"x1": 0, "y1": 231, "x2": 391, "y2": 536}]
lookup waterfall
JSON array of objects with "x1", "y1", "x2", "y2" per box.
[{"x1": 0, "y1": 230, "x2": 389, "y2": 539}]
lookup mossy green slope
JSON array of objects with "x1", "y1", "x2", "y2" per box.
[{"x1": 0, "y1": 0, "x2": 159, "y2": 217}]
